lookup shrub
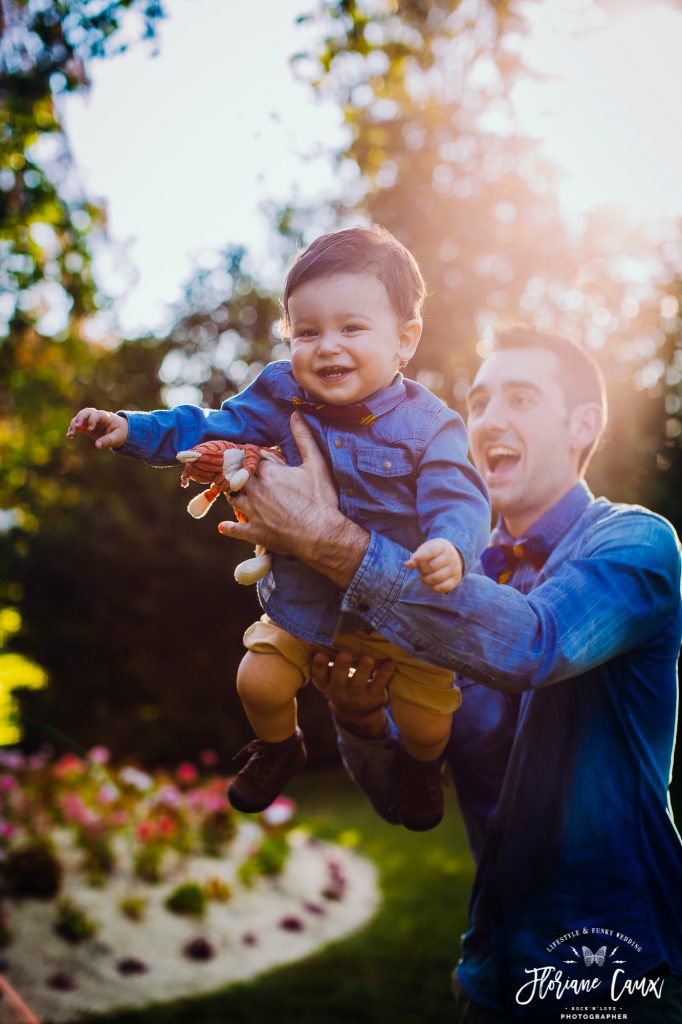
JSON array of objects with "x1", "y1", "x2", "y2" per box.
[
  {"x1": 54, "y1": 898, "x2": 98, "y2": 943},
  {"x1": 133, "y1": 844, "x2": 164, "y2": 883},
  {"x1": 204, "y1": 876, "x2": 232, "y2": 902},
  {"x1": 79, "y1": 833, "x2": 116, "y2": 887},
  {"x1": 165, "y1": 882, "x2": 206, "y2": 917},
  {"x1": 237, "y1": 833, "x2": 289, "y2": 887},
  {"x1": 200, "y1": 810, "x2": 236, "y2": 856},
  {"x1": 2, "y1": 842, "x2": 63, "y2": 899},
  {"x1": 118, "y1": 895, "x2": 147, "y2": 921}
]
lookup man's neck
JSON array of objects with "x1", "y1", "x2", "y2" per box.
[{"x1": 501, "y1": 481, "x2": 579, "y2": 539}]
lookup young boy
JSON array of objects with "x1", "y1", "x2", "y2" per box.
[{"x1": 67, "y1": 226, "x2": 490, "y2": 830}]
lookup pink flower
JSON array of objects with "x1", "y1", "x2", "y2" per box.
[
  {"x1": 0, "y1": 775, "x2": 17, "y2": 793},
  {"x1": 199, "y1": 749, "x2": 219, "y2": 767},
  {"x1": 262, "y1": 797, "x2": 295, "y2": 827},
  {"x1": 88, "y1": 745, "x2": 110, "y2": 765},
  {"x1": 96, "y1": 783, "x2": 119, "y2": 805},
  {"x1": 155, "y1": 784, "x2": 182, "y2": 809},
  {"x1": 0, "y1": 819, "x2": 17, "y2": 839},
  {"x1": 176, "y1": 762, "x2": 198, "y2": 786},
  {"x1": 60, "y1": 792, "x2": 96, "y2": 826},
  {"x1": 0, "y1": 751, "x2": 24, "y2": 771}
]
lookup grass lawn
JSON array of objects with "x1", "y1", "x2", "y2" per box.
[{"x1": 85, "y1": 765, "x2": 475, "y2": 1024}]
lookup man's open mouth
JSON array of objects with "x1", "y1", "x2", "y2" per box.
[{"x1": 485, "y1": 445, "x2": 521, "y2": 475}]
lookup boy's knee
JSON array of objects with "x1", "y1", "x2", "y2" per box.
[{"x1": 236, "y1": 652, "x2": 300, "y2": 710}]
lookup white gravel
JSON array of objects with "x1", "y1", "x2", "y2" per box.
[{"x1": 0, "y1": 825, "x2": 379, "y2": 1023}]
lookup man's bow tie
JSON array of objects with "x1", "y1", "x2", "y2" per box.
[
  {"x1": 292, "y1": 394, "x2": 378, "y2": 426},
  {"x1": 479, "y1": 536, "x2": 551, "y2": 584}
]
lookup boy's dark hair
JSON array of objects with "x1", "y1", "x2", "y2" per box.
[
  {"x1": 281, "y1": 225, "x2": 426, "y2": 335},
  {"x1": 493, "y1": 326, "x2": 607, "y2": 471}
]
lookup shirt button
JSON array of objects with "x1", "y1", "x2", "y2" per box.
[
  {"x1": 382, "y1": 460, "x2": 392, "y2": 470},
  {"x1": 346, "y1": 488, "x2": 355, "y2": 498},
  {"x1": 334, "y1": 438, "x2": 343, "y2": 449}
]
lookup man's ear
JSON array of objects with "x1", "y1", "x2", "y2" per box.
[
  {"x1": 397, "y1": 319, "x2": 422, "y2": 367},
  {"x1": 569, "y1": 402, "x2": 604, "y2": 459}
]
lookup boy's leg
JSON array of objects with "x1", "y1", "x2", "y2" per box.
[
  {"x1": 390, "y1": 693, "x2": 452, "y2": 762},
  {"x1": 229, "y1": 650, "x2": 307, "y2": 813},
  {"x1": 236, "y1": 649, "x2": 303, "y2": 742},
  {"x1": 391, "y1": 693, "x2": 452, "y2": 833}
]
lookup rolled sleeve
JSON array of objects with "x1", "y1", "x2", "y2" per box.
[{"x1": 343, "y1": 509, "x2": 681, "y2": 693}]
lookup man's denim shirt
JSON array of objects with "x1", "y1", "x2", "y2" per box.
[
  {"x1": 118, "y1": 360, "x2": 490, "y2": 644},
  {"x1": 339, "y1": 481, "x2": 682, "y2": 1011}
]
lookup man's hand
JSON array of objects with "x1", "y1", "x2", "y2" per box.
[
  {"x1": 405, "y1": 538, "x2": 463, "y2": 594},
  {"x1": 310, "y1": 650, "x2": 395, "y2": 739},
  {"x1": 218, "y1": 412, "x2": 370, "y2": 588},
  {"x1": 66, "y1": 408, "x2": 129, "y2": 450}
]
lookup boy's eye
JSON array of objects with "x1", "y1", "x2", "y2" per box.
[
  {"x1": 343, "y1": 324, "x2": 363, "y2": 333},
  {"x1": 296, "y1": 329, "x2": 318, "y2": 339}
]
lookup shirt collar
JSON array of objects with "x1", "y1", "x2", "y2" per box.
[
  {"x1": 490, "y1": 480, "x2": 592, "y2": 549},
  {"x1": 298, "y1": 371, "x2": 407, "y2": 419}
]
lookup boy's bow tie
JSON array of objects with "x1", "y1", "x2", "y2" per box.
[{"x1": 291, "y1": 394, "x2": 378, "y2": 426}]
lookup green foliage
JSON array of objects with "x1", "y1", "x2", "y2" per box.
[
  {"x1": 200, "y1": 809, "x2": 236, "y2": 857},
  {"x1": 54, "y1": 896, "x2": 98, "y2": 943},
  {"x1": 2, "y1": 840, "x2": 63, "y2": 898},
  {"x1": 78, "y1": 831, "x2": 116, "y2": 886},
  {"x1": 164, "y1": 881, "x2": 206, "y2": 917},
  {"x1": 133, "y1": 843, "x2": 165, "y2": 884},
  {"x1": 118, "y1": 895, "x2": 148, "y2": 922},
  {"x1": 203, "y1": 876, "x2": 232, "y2": 903},
  {"x1": 237, "y1": 832, "x2": 290, "y2": 887}
]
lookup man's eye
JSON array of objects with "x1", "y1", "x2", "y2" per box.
[
  {"x1": 468, "y1": 400, "x2": 486, "y2": 416},
  {"x1": 511, "y1": 393, "x2": 532, "y2": 408}
]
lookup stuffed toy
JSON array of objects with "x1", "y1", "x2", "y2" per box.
[{"x1": 176, "y1": 440, "x2": 286, "y2": 585}]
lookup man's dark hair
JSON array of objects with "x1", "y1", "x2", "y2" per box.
[
  {"x1": 493, "y1": 326, "x2": 607, "y2": 471},
  {"x1": 281, "y1": 225, "x2": 426, "y2": 336}
]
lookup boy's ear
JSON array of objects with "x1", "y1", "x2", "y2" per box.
[{"x1": 397, "y1": 319, "x2": 422, "y2": 366}]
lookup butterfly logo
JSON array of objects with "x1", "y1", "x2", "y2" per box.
[
  {"x1": 564, "y1": 945, "x2": 626, "y2": 967},
  {"x1": 582, "y1": 945, "x2": 606, "y2": 967}
]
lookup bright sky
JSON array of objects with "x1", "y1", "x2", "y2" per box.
[{"x1": 60, "y1": 0, "x2": 682, "y2": 338}]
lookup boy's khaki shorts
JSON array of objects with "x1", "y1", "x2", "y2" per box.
[{"x1": 243, "y1": 614, "x2": 462, "y2": 716}]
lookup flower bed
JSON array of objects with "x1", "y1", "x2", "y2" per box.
[{"x1": 0, "y1": 749, "x2": 379, "y2": 1022}]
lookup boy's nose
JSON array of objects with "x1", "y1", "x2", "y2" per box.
[{"x1": 316, "y1": 331, "x2": 342, "y2": 354}]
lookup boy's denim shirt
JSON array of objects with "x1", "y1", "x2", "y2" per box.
[{"x1": 118, "y1": 360, "x2": 491, "y2": 644}]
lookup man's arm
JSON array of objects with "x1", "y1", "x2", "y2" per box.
[
  {"x1": 309, "y1": 652, "x2": 403, "y2": 825},
  {"x1": 223, "y1": 416, "x2": 681, "y2": 692},
  {"x1": 342, "y1": 509, "x2": 681, "y2": 692}
]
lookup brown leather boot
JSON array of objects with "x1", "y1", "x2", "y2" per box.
[
  {"x1": 228, "y1": 730, "x2": 307, "y2": 813},
  {"x1": 398, "y1": 747, "x2": 444, "y2": 831}
]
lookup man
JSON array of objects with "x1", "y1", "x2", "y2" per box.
[{"x1": 220, "y1": 328, "x2": 682, "y2": 1020}]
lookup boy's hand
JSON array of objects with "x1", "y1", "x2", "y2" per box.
[
  {"x1": 66, "y1": 408, "x2": 129, "y2": 449},
  {"x1": 405, "y1": 538, "x2": 463, "y2": 594}
]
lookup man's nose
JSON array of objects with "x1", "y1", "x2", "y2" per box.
[{"x1": 477, "y1": 396, "x2": 509, "y2": 433}]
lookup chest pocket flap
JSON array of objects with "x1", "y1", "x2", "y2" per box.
[{"x1": 357, "y1": 447, "x2": 413, "y2": 477}]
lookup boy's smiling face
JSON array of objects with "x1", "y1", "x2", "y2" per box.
[{"x1": 288, "y1": 273, "x2": 421, "y2": 406}]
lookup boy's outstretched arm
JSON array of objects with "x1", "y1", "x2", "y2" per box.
[{"x1": 66, "y1": 407, "x2": 129, "y2": 450}]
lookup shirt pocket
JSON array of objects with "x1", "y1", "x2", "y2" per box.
[{"x1": 356, "y1": 446, "x2": 415, "y2": 508}]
